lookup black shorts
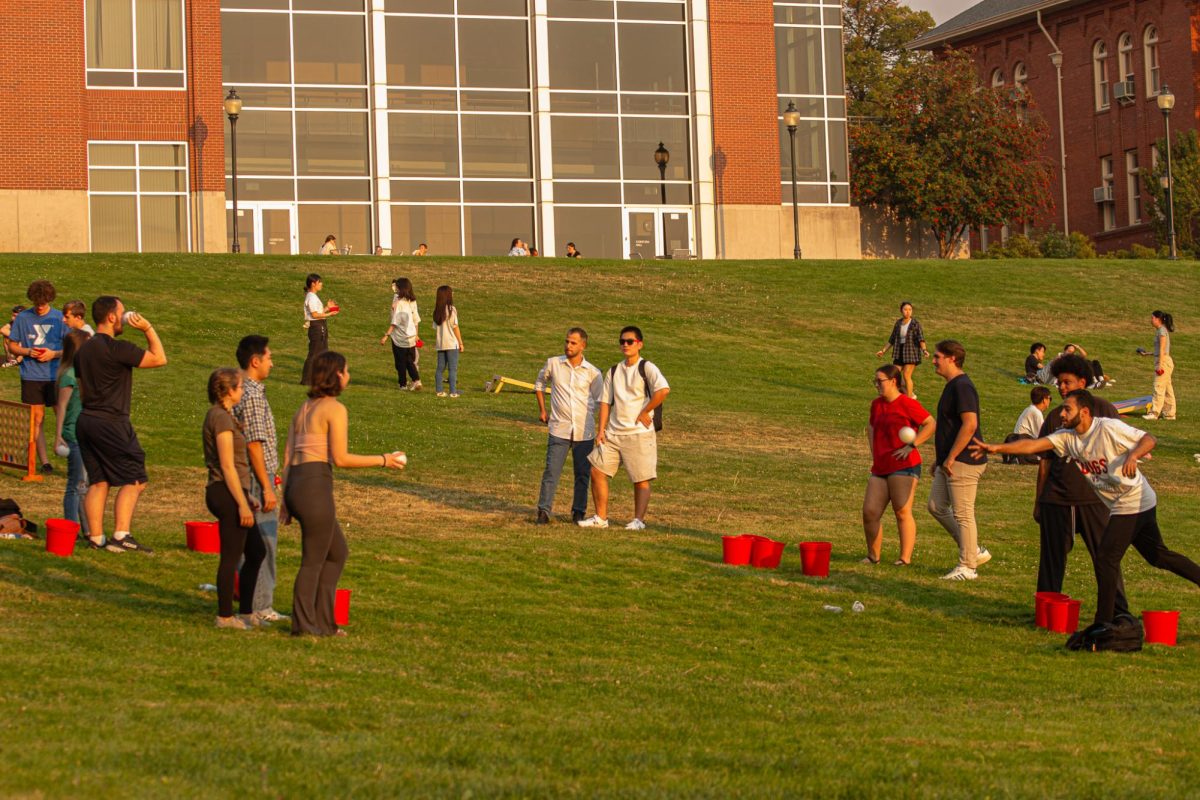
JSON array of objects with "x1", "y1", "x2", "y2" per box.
[
  {"x1": 76, "y1": 414, "x2": 148, "y2": 487},
  {"x1": 21, "y1": 379, "x2": 57, "y2": 407}
]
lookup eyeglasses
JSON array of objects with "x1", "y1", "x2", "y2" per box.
[
  {"x1": 873, "y1": 377, "x2": 894, "y2": 386},
  {"x1": 619, "y1": 338, "x2": 638, "y2": 345}
]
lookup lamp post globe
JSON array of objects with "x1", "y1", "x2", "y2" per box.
[
  {"x1": 225, "y1": 88, "x2": 243, "y2": 254},
  {"x1": 1158, "y1": 85, "x2": 1177, "y2": 260},
  {"x1": 783, "y1": 101, "x2": 801, "y2": 260}
]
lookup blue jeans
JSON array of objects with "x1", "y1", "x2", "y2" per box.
[
  {"x1": 246, "y1": 472, "x2": 280, "y2": 612},
  {"x1": 63, "y1": 439, "x2": 88, "y2": 536},
  {"x1": 537, "y1": 435, "x2": 594, "y2": 516},
  {"x1": 436, "y1": 349, "x2": 459, "y2": 394}
]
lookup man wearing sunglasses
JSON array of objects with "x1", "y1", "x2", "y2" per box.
[{"x1": 578, "y1": 326, "x2": 670, "y2": 531}]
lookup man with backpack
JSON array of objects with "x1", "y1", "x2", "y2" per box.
[{"x1": 578, "y1": 326, "x2": 669, "y2": 531}]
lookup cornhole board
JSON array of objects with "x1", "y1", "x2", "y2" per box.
[
  {"x1": 485, "y1": 375, "x2": 539, "y2": 394},
  {"x1": 1114, "y1": 395, "x2": 1153, "y2": 415}
]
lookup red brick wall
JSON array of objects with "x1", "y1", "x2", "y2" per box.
[
  {"x1": 0, "y1": 0, "x2": 224, "y2": 193},
  {"x1": 708, "y1": 0, "x2": 782, "y2": 205},
  {"x1": 951, "y1": 0, "x2": 1195, "y2": 252}
]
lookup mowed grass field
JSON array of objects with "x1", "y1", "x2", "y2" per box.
[{"x1": 1, "y1": 253, "x2": 1198, "y2": 798}]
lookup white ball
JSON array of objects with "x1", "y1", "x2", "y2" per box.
[
  {"x1": 395, "y1": 452, "x2": 408, "y2": 466},
  {"x1": 55, "y1": 443, "x2": 71, "y2": 458},
  {"x1": 898, "y1": 426, "x2": 917, "y2": 444}
]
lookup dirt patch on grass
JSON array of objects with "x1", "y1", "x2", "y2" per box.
[{"x1": 667, "y1": 411, "x2": 855, "y2": 461}]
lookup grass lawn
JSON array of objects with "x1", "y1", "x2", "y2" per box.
[{"x1": 1, "y1": 253, "x2": 1198, "y2": 798}]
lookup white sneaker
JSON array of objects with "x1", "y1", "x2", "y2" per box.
[
  {"x1": 940, "y1": 566, "x2": 978, "y2": 581},
  {"x1": 254, "y1": 608, "x2": 291, "y2": 624},
  {"x1": 975, "y1": 547, "x2": 992, "y2": 567},
  {"x1": 436, "y1": 391, "x2": 447, "y2": 398},
  {"x1": 624, "y1": 518, "x2": 646, "y2": 531},
  {"x1": 577, "y1": 515, "x2": 609, "y2": 528},
  {"x1": 1143, "y1": 413, "x2": 1159, "y2": 420}
]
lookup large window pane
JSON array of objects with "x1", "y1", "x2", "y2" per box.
[
  {"x1": 293, "y1": 15, "x2": 366, "y2": 85},
  {"x1": 386, "y1": 17, "x2": 455, "y2": 86},
  {"x1": 549, "y1": 21, "x2": 616, "y2": 90},
  {"x1": 776, "y1": 27, "x2": 822, "y2": 96},
  {"x1": 779, "y1": 119, "x2": 826, "y2": 182},
  {"x1": 617, "y1": 1, "x2": 685, "y2": 21},
  {"x1": 89, "y1": 143, "x2": 136, "y2": 166},
  {"x1": 391, "y1": 206, "x2": 462, "y2": 256},
  {"x1": 221, "y1": 12, "x2": 291, "y2": 84},
  {"x1": 824, "y1": 29, "x2": 844, "y2": 95},
  {"x1": 141, "y1": 144, "x2": 185, "y2": 166},
  {"x1": 140, "y1": 170, "x2": 186, "y2": 192},
  {"x1": 464, "y1": 206, "x2": 534, "y2": 255},
  {"x1": 295, "y1": 112, "x2": 369, "y2": 175},
  {"x1": 391, "y1": 181, "x2": 460, "y2": 202},
  {"x1": 389, "y1": 113, "x2": 459, "y2": 177},
  {"x1": 140, "y1": 195, "x2": 187, "y2": 251},
  {"x1": 87, "y1": 0, "x2": 133, "y2": 69},
  {"x1": 298, "y1": 204, "x2": 371, "y2": 254},
  {"x1": 553, "y1": 182, "x2": 621, "y2": 204},
  {"x1": 136, "y1": 0, "x2": 183, "y2": 71},
  {"x1": 297, "y1": 179, "x2": 371, "y2": 201},
  {"x1": 90, "y1": 170, "x2": 137, "y2": 192},
  {"x1": 618, "y1": 23, "x2": 687, "y2": 92},
  {"x1": 621, "y1": 118, "x2": 689, "y2": 180},
  {"x1": 827, "y1": 120, "x2": 848, "y2": 183},
  {"x1": 549, "y1": 0, "x2": 613, "y2": 18},
  {"x1": 461, "y1": 115, "x2": 531, "y2": 178},
  {"x1": 90, "y1": 196, "x2": 138, "y2": 251},
  {"x1": 554, "y1": 207, "x2": 622, "y2": 258},
  {"x1": 227, "y1": 110, "x2": 294, "y2": 175},
  {"x1": 551, "y1": 116, "x2": 620, "y2": 179},
  {"x1": 458, "y1": 19, "x2": 529, "y2": 88}
]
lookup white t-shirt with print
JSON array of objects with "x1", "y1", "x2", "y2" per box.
[
  {"x1": 602, "y1": 358, "x2": 668, "y2": 436},
  {"x1": 389, "y1": 299, "x2": 420, "y2": 347},
  {"x1": 1048, "y1": 416, "x2": 1157, "y2": 514}
]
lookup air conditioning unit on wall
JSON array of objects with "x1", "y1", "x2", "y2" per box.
[
  {"x1": 1113, "y1": 81, "x2": 1136, "y2": 105},
  {"x1": 1093, "y1": 186, "x2": 1115, "y2": 203}
]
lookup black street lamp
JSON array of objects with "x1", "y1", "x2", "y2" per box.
[
  {"x1": 224, "y1": 88, "x2": 243, "y2": 253},
  {"x1": 1157, "y1": 84, "x2": 1177, "y2": 260},
  {"x1": 654, "y1": 142, "x2": 670, "y2": 258},
  {"x1": 783, "y1": 100, "x2": 802, "y2": 260}
]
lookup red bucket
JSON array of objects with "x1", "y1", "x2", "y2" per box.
[
  {"x1": 722, "y1": 535, "x2": 753, "y2": 566},
  {"x1": 335, "y1": 588, "x2": 351, "y2": 626},
  {"x1": 799, "y1": 542, "x2": 832, "y2": 577},
  {"x1": 750, "y1": 538, "x2": 786, "y2": 569},
  {"x1": 45, "y1": 518, "x2": 80, "y2": 557},
  {"x1": 185, "y1": 521, "x2": 220, "y2": 553},
  {"x1": 1035, "y1": 592, "x2": 1070, "y2": 629},
  {"x1": 1047, "y1": 598, "x2": 1081, "y2": 634},
  {"x1": 1143, "y1": 610, "x2": 1180, "y2": 646}
]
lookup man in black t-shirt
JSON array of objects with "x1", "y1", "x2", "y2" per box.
[
  {"x1": 1024, "y1": 342, "x2": 1045, "y2": 382},
  {"x1": 1034, "y1": 354, "x2": 1129, "y2": 615},
  {"x1": 928, "y1": 340, "x2": 991, "y2": 580},
  {"x1": 75, "y1": 296, "x2": 167, "y2": 553}
]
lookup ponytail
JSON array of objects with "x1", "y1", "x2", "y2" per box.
[{"x1": 1153, "y1": 310, "x2": 1175, "y2": 332}]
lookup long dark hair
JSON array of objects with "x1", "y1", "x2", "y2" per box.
[
  {"x1": 1152, "y1": 310, "x2": 1175, "y2": 332},
  {"x1": 393, "y1": 277, "x2": 415, "y2": 303},
  {"x1": 433, "y1": 285, "x2": 454, "y2": 325},
  {"x1": 308, "y1": 351, "x2": 347, "y2": 399},
  {"x1": 58, "y1": 329, "x2": 91, "y2": 386},
  {"x1": 876, "y1": 363, "x2": 907, "y2": 396}
]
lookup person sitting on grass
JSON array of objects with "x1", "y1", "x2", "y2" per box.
[
  {"x1": 1024, "y1": 342, "x2": 1046, "y2": 384},
  {"x1": 1002, "y1": 385, "x2": 1052, "y2": 464}
]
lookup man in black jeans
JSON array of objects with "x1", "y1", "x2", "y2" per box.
[{"x1": 1033, "y1": 355, "x2": 1128, "y2": 616}]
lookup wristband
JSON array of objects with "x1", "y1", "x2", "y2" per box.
[{"x1": 381, "y1": 454, "x2": 387, "y2": 466}]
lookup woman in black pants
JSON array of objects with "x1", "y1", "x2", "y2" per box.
[
  {"x1": 379, "y1": 277, "x2": 421, "y2": 390},
  {"x1": 203, "y1": 368, "x2": 267, "y2": 630},
  {"x1": 301, "y1": 273, "x2": 339, "y2": 385},
  {"x1": 281, "y1": 351, "x2": 406, "y2": 636}
]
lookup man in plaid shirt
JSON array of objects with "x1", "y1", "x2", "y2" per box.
[{"x1": 233, "y1": 335, "x2": 288, "y2": 623}]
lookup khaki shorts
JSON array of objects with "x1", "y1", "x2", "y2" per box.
[{"x1": 588, "y1": 432, "x2": 657, "y2": 483}]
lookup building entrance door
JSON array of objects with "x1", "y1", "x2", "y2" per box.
[
  {"x1": 623, "y1": 208, "x2": 694, "y2": 259},
  {"x1": 226, "y1": 202, "x2": 298, "y2": 254}
]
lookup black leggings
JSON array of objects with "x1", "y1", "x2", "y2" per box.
[
  {"x1": 302, "y1": 320, "x2": 328, "y2": 385},
  {"x1": 390, "y1": 342, "x2": 419, "y2": 386},
  {"x1": 205, "y1": 482, "x2": 266, "y2": 618},
  {"x1": 1094, "y1": 507, "x2": 1200, "y2": 623},
  {"x1": 286, "y1": 462, "x2": 348, "y2": 636}
]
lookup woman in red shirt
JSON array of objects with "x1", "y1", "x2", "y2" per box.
[{"x1": 863, "y1": 364, "x2": 935, "y2": 565}]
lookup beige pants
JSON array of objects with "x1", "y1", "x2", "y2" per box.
[
  {"x1": 1151, "y1": 356, "x2": 1176, "y2": 418},
  {"x1": 927, "y1": 462, "x2": 987, "y2": 569}
]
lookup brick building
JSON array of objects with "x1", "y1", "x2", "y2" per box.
[
  {"x1": 911, "y1": 0, "x2": 1196, "y2": 253},
  {"x1": 0, "y1": 0, "x2": 860, "y2": 259}
]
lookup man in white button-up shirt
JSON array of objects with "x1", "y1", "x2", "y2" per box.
[{"x1": 534, "y1": 328, "x2": 602, "y2": 524}]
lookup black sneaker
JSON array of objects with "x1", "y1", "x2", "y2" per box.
[
  {"x1": 110, "y1": 534, "x2": 153, "y2": 554},
  {"x1": 40, "y1": 462, "x2": 53, "y2": 474},
  {"x1": 536, "y1": 509, "x2": 551, "y2": 525},
  {"x1": 86, "y1": 537, "x2": 125, "y2": 553},
  {"x1": 572, "y1": 510, "x2": 586, "y2": 523}
]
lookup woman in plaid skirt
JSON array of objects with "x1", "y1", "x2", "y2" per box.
[{"x1": 876, "y1": 301, "x2": 928, "y2": 399}]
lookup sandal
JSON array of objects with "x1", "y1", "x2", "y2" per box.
[
  {"x1": 860, "y1": 556, "x2": 880, "y2": 565},
  {"x1": 893, "y1": 559, "x2": 910, "y2": 566}
]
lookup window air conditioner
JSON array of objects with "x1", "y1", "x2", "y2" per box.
[
  {"x1": 1113, "y1": 81, "x2": 1136, "y2": 104},
  {"x1": 1093, "y1": 186, "x2": 1114, "y2": 203}
]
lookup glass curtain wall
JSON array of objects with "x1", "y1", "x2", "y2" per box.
[
  {"x1": 384, "y1": 0, "x2": 535, "y2": 256},
  {"x1": 773, "y1": 0, "x2": 849, "y2": 205},
  {"x1": 547, "y1": 0, "x2": 691, "y2": 259},
  {"x1": 222, "y1": 0, "x2": 373, "y2": 253}
]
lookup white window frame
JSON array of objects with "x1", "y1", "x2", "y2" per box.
[
  {"x1": 1100, "y1": 155, "x2": 1115, "y2": 231},
  {"x1": 1118, "y1": 33, "x2": 1134, "y2": 82},
  {"x1": 83, "y1": 0, "x2": 188, "y2": 91},
  {"x1": 1143, "y1": 25, "x2": 1160, "y2": 97},
  {"x1": 1093, "y1": 40, "x2": 1109, "y2": 111},
  {"x1": 1013, "y1": 62, "x2": 1027, "y2": 89},
  {"x1": 990, "y1": 68, "x2": 1004, "y2": 88},
  {"x1": 87, "y1": 140, "x2": 192, "y2": 252},
  {"x1": 1126, "y1": 149, "x2": 1141, "y2": 225}
]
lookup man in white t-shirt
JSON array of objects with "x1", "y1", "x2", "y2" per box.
[
  {"x1": 972, "y1": 389, "x2": 1200, "y2": 626},
  {"x1": 534, "y1": 327, "x2": 602, "y2": 524},
  {"x1": 578, "y1": 326, "x2": 669, "y2": 531},
  {"x1": 1002, "y1": 385, "x2": 1051, "y2": 464}
]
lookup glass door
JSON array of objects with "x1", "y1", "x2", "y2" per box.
[
  {"x1": 623, "y1": 208, "x2": 694, "y2": 259},
  {"x1": 225, "y1": 202, "x2": 298, "y2": 254}
]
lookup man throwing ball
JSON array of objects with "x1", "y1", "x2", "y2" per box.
[{"x1": 971, "y1": 390, "x2": 1200, "y2": 627}]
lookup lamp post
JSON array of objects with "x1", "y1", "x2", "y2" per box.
[
  {"x1": 783, "y1": 100, "x2": 802, "y2": 259},
  {"x1": 1157, "y1": 84, "x2": 1177, "y2": 260},
  {"x1": 224, "y1": 88, "x2": 243, "y2": 253},
  {"x1": 653, "y1": 142, "x2": 670, "y2": 258}
]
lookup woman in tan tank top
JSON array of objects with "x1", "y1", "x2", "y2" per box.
[{"x1": 281, "y1": 351, "x2": 406, "y2": 636}]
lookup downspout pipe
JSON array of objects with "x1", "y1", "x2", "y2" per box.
[{"x1": 1037, "y1": 10, "x2": 1069, "y2": 233}]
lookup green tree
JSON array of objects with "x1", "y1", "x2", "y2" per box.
[
  {"x1": 849, "y1": 49, "x2": 1053, "y2": 258},
  {"x1": 1144, "y1": 129, "x2": 1200, "y2": 253},
  {"x1": 843, "y1": 0, "x2": 934, "y2": 117}
]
